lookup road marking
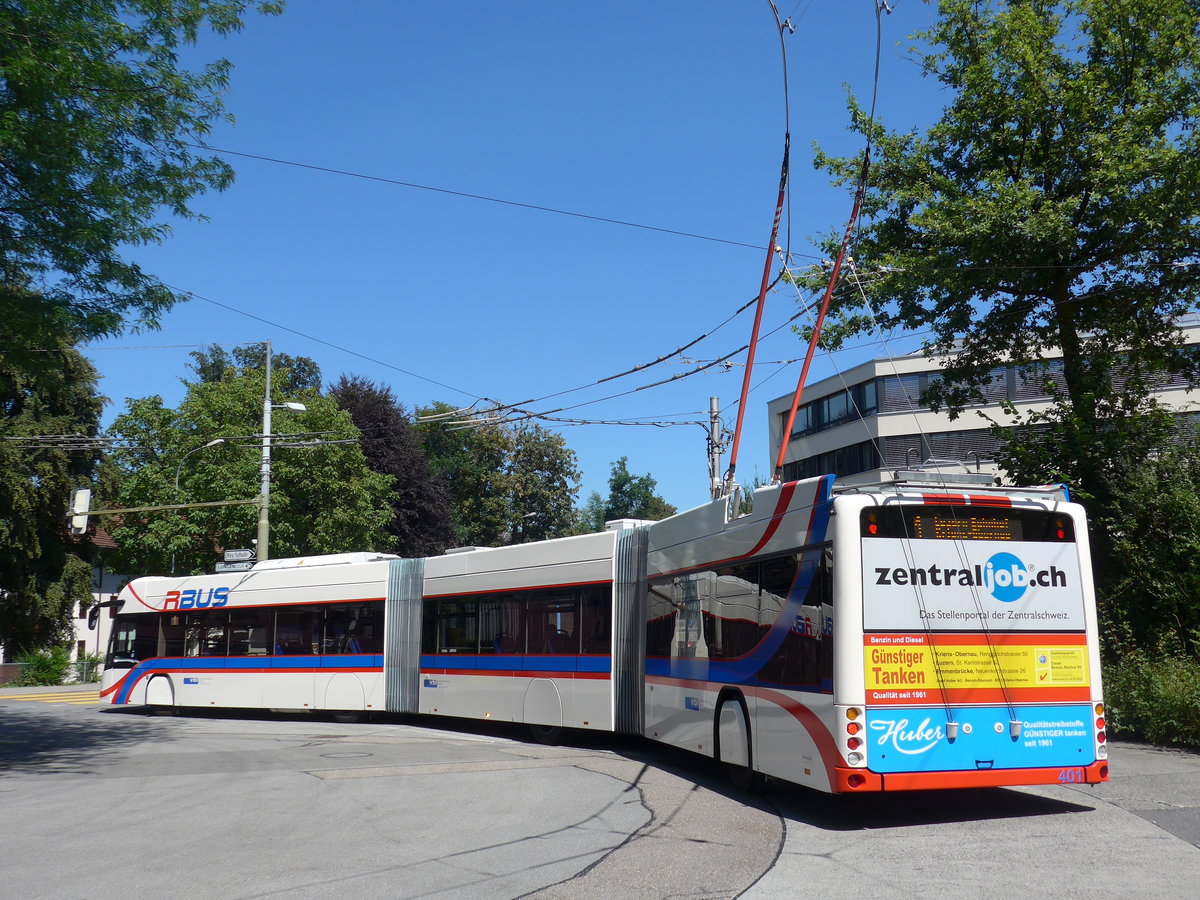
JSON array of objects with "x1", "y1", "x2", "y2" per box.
[{"x1": 0, "y1": 691, "x2": 98, "y2": 705}]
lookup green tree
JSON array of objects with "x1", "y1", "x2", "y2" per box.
[
  {"x1": 603, "y1": 457, "x2": 676, "y2": 523},
  {"x1": 329, "y1": 376, "x2": 455, "y2": 557},
  {"x1": 102, "y1": 352, "x2": 392, "y2": 575},
  {"x1": 809, "y1": 0, "x2": 1200, "y2": 509},
  {"x1": 506, "y1": 424, "x2": 581, "y2": 543},
  {"x1": 0, "y1": 0, "x2": 283, "y2": 341},
  {"x1": 189, "y1": 343, "x2": 321, "y2": 394},
  {"x1": 574, "y1": 491, "x2": 608, "y2": 535},
  {"x1": 0, "y1": 342, "x2": 103, "y2": 650},
  {"x1": 417, "y1": 403, "x2": 513, "y2": 547},
  {"x1": 416, "y1": 405, "x2": 583, "y2": 547}
]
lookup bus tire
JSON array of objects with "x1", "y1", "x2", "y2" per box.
[
  {"x1": 529, "y1": 723, "x2": 563, "y2": 745},
  {"x1": 331, "y1": 710, "x2": 362, "y2": 724},
  {"x1": 715, "y1": 692, "x2": 758, "y2": 792}
]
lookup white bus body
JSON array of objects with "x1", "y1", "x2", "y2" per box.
[{"x1": 102, "y1": 476, "x2": 1109, "y2": 793}]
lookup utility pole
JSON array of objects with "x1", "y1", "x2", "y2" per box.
[
  {"x1": 256, "y1": 340, "x2": 273, "y2": 561},
  {"x1": 708, "y1": 396, "x2": 725, "y2": 500}
]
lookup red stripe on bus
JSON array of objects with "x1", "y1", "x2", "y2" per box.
[
  {"x1": 656, "y1": 482, "x2": 802, "y2": 579},
  {"x1": 126, "y1": 583, "x2": 155, "y2": 612},
  {"x1": 867, "y1": 686, "x2": 1092, "y2": 705},
  {"x1": 864, "y1": 633, "x2": 1088, "y2": 646},
  {"x1": 99, "y1": 672, "x2": 130, "y2": 698},
  {"x1": 645, "y1": 675, "x2": 843, "y2": 787},
  {"x1": 747, "y1": 686, "x2": 842, "y2": 786},
  {"x1": 852, "y1": 760, "x2": 1108, "y2": 792},
  {"x1": 969, "y1": 494, "x2": 1013, "y2": 507}
]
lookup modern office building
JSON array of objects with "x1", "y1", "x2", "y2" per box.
[{"x1": 767, "y1": 322, "x2": 1200, "y2": 486}]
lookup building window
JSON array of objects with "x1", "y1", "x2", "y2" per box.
[
  {"x1": 786, "y1": 379, "x2": 880, "y2": 439},
  {"x1": 783, "y1": 439, "x2": 881, "y2": 481}
]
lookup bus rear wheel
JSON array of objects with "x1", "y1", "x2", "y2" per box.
[
  {"x1": 529, "y1": 723, "x2": 563, "y2": 745},
  {"x1": 716, "y1": 694, "x2": 759, "y2": 792}
]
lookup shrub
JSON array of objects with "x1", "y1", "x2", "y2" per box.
[
  {"x1": 74, "y1": 652, "x2": 104, "y2": 684},
  {"x1": 14, "y1": 646, "x2": 73, "y2": 686},
  {"x1": 1103, "y1": 636, "x2": 1200, "y2": 749}
]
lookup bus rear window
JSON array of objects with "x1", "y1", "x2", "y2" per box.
[{"x1": 862, "y1": 506, "x2": 1075, "y2": 542}]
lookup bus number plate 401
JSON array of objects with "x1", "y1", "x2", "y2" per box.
[{"x1": 1058, "y1": 768, "x2": 1085, "y2": 784}]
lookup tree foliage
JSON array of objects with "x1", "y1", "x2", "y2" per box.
[
  {"x1": 0, "y1": 0, "x2": 283, "y2": 340},
  {"x1": 506, "y1": 424, "x2": 582, "y2": 543},
  {"x1": 1096, "y1": 433, "x2": 1200, "y2": 655},
  {"x1": 809, "y1": 0, "x2": 1200, "y2": 506},
  {"x1": 102, "y1": 350, "x2": 392, "y2": 575},
  {"x1": 189, "y1": 343, "x2": 320, "y2": 394},
  {"x1": 0, "y1": 342, "x2": 103, "y2": 650},
  {"x1": 329, "y1": 375, "x2": 455, "y2": 557},
  {"x1": 416, "y1": 404, "x2": 582, "y2": 547},
  {"x1": 602, "y1": 457, "x2": 677, "y2": 523}
]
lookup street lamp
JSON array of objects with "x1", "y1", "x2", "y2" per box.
[
  {"x1": 174, "y1": 439, "x2": 227, "y2": 497},
  {"x1": 172, "y1": 438, "x2": 226, "y2": 574},
  {"x1": 256, "y1": 340, "x2": 306, "y2": 562}
]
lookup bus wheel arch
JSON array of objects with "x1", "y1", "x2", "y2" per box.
[
  {"x1": 714, "y1": 690, "x2": 757, "y2": 792},
  {"x1": 145, "y1": 674, "x2": 175, "y2": 715}
]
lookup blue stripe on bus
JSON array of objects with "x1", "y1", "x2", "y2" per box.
[{"x1": 113, "y1": 655, "x2": 384, "y2": 704}]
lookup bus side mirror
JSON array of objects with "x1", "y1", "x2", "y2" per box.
[{"x1": 88, "y1": 606, "x2": 100, "y2": 630}]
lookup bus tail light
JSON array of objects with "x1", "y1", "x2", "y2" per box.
[
  {"x1": 1095, "y1": 702, "x2": 1108, "y2": 758},
  {"x1": 841, "y1": 707, "x2": 866, "y2": 766}
]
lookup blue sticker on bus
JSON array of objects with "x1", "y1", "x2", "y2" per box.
[
  {"x1": 685, "y1": 696, "x2": 700, "y2": 711},
  {"x1": 864, "y1": 704, "x2": 1095, "y2": 773}
]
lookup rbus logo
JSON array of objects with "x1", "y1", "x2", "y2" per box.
[{"x1": 163, "y1": 587, "x2": 230, "y2": 610}]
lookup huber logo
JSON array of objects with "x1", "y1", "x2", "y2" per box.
[{"x1": 869, "y1": 717, "x2": 944, "y2": 755}]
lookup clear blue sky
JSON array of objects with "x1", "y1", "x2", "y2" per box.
[{"x1": 88, "y1": 1, "x2": 939, "y2": 512}]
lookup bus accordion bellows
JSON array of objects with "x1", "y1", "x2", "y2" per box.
[{"x1": 101, "y1": 474, "x2": 1109, "y2": 793}]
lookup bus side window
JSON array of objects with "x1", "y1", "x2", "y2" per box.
[
  {"x1": 159, "y1": 615, "x2": 184, "y2": 657},
  {"x1": 580, "y1": 587, "x2": 611, "y2": 655},
  {"x1": 185, "y1": 611, "x2": 228, "y2": 657},
  {"x1": 323, "y1": 601, "x2": 383, "y2": 654},
  {"x1": 528, "y1": 593, "x2": 578, "y2": 655},
  {"x1": 229, "y1": 608, "x2": 272, "y2": 656},
  {"x1": 275, "y1": 608, "x2": 321, "y2": 655},
  {"x1": 436, "y1": 600, "x2": 477, "y2": 654},
  {"x1": 479, "y1": 594, "x2": 523, "y2": 655}
]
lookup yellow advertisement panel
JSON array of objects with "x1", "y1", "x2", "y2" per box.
[{"x1": 864, "y1": 642, "x2": 1089, "y2": 697}]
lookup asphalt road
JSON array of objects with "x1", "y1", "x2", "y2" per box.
[{"x1": 1, "y1": 686, "x2": 1197, "y2": 899}]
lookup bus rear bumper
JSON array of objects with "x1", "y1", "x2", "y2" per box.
[{"x1": 833, "y1": 760, "x2": 1109, "y2": 793}]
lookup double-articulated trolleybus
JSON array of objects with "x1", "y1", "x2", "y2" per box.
[{"x1": 102, "y1": 474, "x2": 1109, "y2": 793}]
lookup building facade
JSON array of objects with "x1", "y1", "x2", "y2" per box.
[{"x1": 768, "y1": 328, "x2": 1200, "y2": 486}]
